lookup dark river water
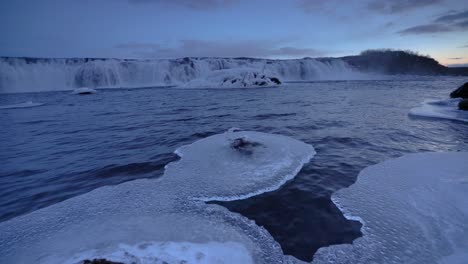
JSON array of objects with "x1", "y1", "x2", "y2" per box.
[{"x1": 1, "y1": 79, "x2": 467, "y2": 261}]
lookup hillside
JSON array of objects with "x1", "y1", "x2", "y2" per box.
[{"x1": 339, "y1": 49, "x2": 468, "y2": 76}]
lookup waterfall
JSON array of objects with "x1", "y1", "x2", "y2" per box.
[{"x1": 0, "y1": 57, "x2": 367, "y2": 93}]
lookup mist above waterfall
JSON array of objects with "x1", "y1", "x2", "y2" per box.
[{"x1": 0, "y1": 57, "x2": 371, "y2": 93}]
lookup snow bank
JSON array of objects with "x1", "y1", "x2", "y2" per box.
[
  {"x1": 166, "y1": 129, "x2": 315, "y2": 201},
  {"x1": 182, "y1": 68, "x2": 282, "y2": 88},
  {"x1": 312, "y1": 152, "x2": 468, "y2": 264},
  {"x1": 409, "y1": 98, "x2": 468, "y2": 123},
  {"x1": 0, "y1": 101, "x2": 44, "y2": 109}
]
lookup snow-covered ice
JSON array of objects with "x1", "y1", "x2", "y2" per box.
[
  {"x1": 166, "y1": 129, "x2": 316, "y2": 201},
  {"x1": 64, "y1": 241, "x2": 253, "y2": 264},
  {"x1": 0, "y1": 101, "x2": 44, "y2": 109},
  {"x1": 409, "y1": 98, "x2": 468, "y2": 122},
  {"x1": 72, "y1": 87, "x2": 97, "y2": 94},
  {"x1": 312, "y1": 152, "x2": 468, "y2": 264}
]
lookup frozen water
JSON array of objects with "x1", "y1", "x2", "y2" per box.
[
  {"x1": 166, "y1": 129, "x2": 316, "y2": 201},
  {"x1": 312, "y1": 152, "x2": 468, "y2": 264},
  {"x1": 64, "y1": 241, "x2": 253, "y2": 264},
  {"x1": 0, "y1": 129, "x2": 314, "y2": 263},
  {"x1": 409, "y1": 98, "x2": 468, "y2": 122},
  {"x1": 72, "y1": 87, "x2": 97, "y2": 94},
  {"x1": 0, "y1": 101, "x2": 44, "y2": 109}
]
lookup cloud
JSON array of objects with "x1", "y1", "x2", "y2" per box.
[
  {"x1": 434, "y1": 10, "x2": 468, "y2": 23},
  {"x1": 454, "y1": 19, "x2": 468, "y2": 29},
  {"x1": 459, "y1": 43, "x2": 468, "y2": 48},
  {"x1": 367, "y1": 0, "x2": 443, "y2": 14},
  {"x1": 398, "y1": 23, "x2": 452, "y2": 34},
  {"x1": 115, "y1": 40, "x2": 326, "y2": 59},
  {"x1": 128, "y1": 0, "x2": 235, "y2": 10},
  {"x1": 398, "y1": 9, "x2": 468, "y2": 35},
  {"x1": 447, "y1": 63, "x2": 468, "y2": 67}
]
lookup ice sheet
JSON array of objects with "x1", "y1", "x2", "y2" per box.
[
  {"x1": 409, "y1": 98, "x2": 468, "y2": 122},
  {"x1": 312, "y1": 152, "x2": 468, "y2": 264}
]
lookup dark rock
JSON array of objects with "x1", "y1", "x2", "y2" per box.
[
  {"x1": 230, "y1": 137, "x2": 262, "y2": 155},
  {"x1": 450, "y1": 82, "x2": 468, "y2": 99},
  {"x1": 82, "y1": 259, "x2": 123, "y2": 264},
  {"x1": 458, "y1": 99, "x2": 468, "y2": 110},
  {"x1": 269, "y1": 77, "x2": 281, "y2": 85}
]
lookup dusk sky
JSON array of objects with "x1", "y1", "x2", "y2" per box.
[{"x1": 1, "y1": 0, "x2": 467, "y2": 66}]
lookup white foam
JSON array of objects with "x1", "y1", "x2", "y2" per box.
[
  {"x1": 166, "y1": 129, "x2": 315, "y2": 201},
  {"x1": 64, "y1": 241, "x2": 253, "y2": 264},
  {"x1": 0, "y1": 101, "x2": 44, "y2": 109},
  {"x1": 72, "y1": 87, "x2": 97, "y2": 94},
  {"x1": 409, "y1": 98, "x2": 468, "y2": 123},
  {"x1": 313, "y1": 152, "x2": 468, "y2": 264}
]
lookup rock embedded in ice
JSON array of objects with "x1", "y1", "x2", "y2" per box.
[
  {"x1": 229, "y1": 134, "x2": 263, "y2": 156},
  {"x1": 0, "y1": 101, "x2": 44, "y2": 109},
  {"x1": 312, "y1": 152, "x2": 468, "y2": 264},
  {"x1": 82, "y1": 259, "x2": 121, "y2": 264},
  {"x1": 72, "y1": 87, "x2": 97, "y2": 95},
  {"x1": 409, "y1": 98, "x2": 468, "y2": 122}
]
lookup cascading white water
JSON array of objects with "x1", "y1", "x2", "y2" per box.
[{"x1": 0, "y1": 57, "x2": 369, "y2": 93}]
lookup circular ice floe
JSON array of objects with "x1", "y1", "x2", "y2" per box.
[
  {"x1": 0, "y1": 101, "x2": 44, "y2": 109},
  {"x1": 166, "y1": 129, "x2": 315, "y2": 201},
  {"x1": 312, "y1": 152, "x2": 468, "y2": 264},
  {"x1": 409, "y1": 98, "x2": 468, "y2": 123},
  {"x1": 0, "y1": 129, "x2": 313, "y2": 264},
  {"x1": 72, "y1": 87, "x2": 97, "y2": 95}
]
